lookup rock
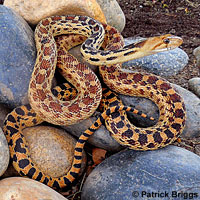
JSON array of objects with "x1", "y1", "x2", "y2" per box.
[
  {"x1": 69, "y1": 45, "x2": 98, "y2": 73},
  {"x1": 119, "y1": 83, "x2": 200, "y2": 138},
  {"x1": 81, "y1": 146, "x2": 200, "y2": 200},
  {"x1": 0, "y1": 5, "x2": 35, "y2": 108},
  {"x1": 0, "y1": 177, "x2": 67, "y2": 199},
  {"x1": 0, "y1": 128, "x2": 9, "y2": 177},
  {"x1": 174, "y1": 85, "x2": 200, "y2": 138},
  {"x1": 96, "y1": 0, "x2": 125, "y2": 32},
  {"x1": 122, "y1": 37, "x2": 189, "y2": 76},
  {"x1": 23, "y1": 125, "x2": 86, "y2": 177},
  {"x1": 193, "y1": 46, "x2": 200, "y2": 68},
  {"x1": 188, "y1": 77, "x2": 200, "y2": 98},
  {"x1": 4, "y1": 0, "x2": 106, "y2": 26},
  {"x1": 62, "y1": 112, "x2": 123, "y2": 152}
]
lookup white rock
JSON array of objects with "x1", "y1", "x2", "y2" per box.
[{"x1": 0, "y1": 177, "x2": 67, "y2": 200}]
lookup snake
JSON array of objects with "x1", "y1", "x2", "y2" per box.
[{"x1": 3, "y1": 15, "x2": 186, "y2": 188}]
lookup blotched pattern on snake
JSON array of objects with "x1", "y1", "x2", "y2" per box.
[{"x1": 3, "y1": 15, "x2": 186, "y2": 188}]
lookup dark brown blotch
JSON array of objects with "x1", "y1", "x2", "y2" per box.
[
  {"x1": 138, "y1": 134, "x2": 148, "y2": 145},
  {"x1": 147, "y1": 76, "x2": 159, "y2": 84},
  {"x1": 160, "y1": 82, "x2": 172, "y2": 91},
  {"x1": 153, "y1": 132, "x2": 163, "y2": 144},
  {"x1": 122, "y1": 129, "x2": 133, "y2": 138},
  {"x1": 133, "y1": 74, "x2": 143, "y2": 83}
]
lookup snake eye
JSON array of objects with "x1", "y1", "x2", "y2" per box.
[{"x1": 163, "y1": 38, "x2": 170, "y2": 44}]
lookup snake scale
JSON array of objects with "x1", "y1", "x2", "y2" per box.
[{"x1": 3, "y1": 15, "x2": 186, "y2": 188}]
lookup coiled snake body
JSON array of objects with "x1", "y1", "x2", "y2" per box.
[{"x1": 3, "y1": 15, "x2": 186, "y2": 188}]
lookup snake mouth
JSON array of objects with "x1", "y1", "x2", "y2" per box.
[{"x1": 151, "y1": 47, "x2": 174, "y2": 53}]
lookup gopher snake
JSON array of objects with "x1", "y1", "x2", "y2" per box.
[{"x1": 3, "y1": 15, "x2": 186, "y2": 188}]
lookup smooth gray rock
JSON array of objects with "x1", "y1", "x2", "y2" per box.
[
  {"x1": 188, "y1": 77, "x2": 200, "y2": 98},
  {"x1": 0, "y1": 128, "x2": 9, "y2": 177},
  {"x1": 62, "y1": 111, "x2": 123, "y2": 152},
  {"x1": 193, "y1": 46, "x2": 200, "y2": 68},
  {"x1": 96, "y1": 0, "x2": 125, "y2": 32},
  {"x1": 123, "y1": 37, "x2": 189, "y2": 76},
  {"x1": 0, "y1": 5, "x2": 35, "y2": 108},
  {"x1": 175, "y1": 84, "x2": 200, "y2": 138},
  {"x1": 82, "y1": 146, "x2": 200, "y2": 200}
]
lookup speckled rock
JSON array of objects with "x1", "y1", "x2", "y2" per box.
[
  {"x1": 119, "y1": 83, "x2": 200, "y2": 138},
  {"x1": 96, "y1": 0, "x2": 125, "y2": 32},
  {"x1": 188, "y1": 77, "x2": 200, "y2": 98},
  {"x1": 122, "y1": 37, "x2": 189, "y2": 76},
  {"x1": 62, "y1": 112, "x2": 123, "y2": 152},
  {"x1": 0, "y1": 128, "x2": 9, "y2": 177},
  {"x1": 82, "y1": 146, "x2": 200, "y2": 200},
  {"x1": 23, "y1": 126, "x2": 86, "y2": 177},
  {"x1": 0, "y1": 177, "x2": 67, "y2": 199},
  {"x1": 193, "y1": 46, "x2": 200, "y2": 68},
  {"x1": 0, "y1": 5, "x2": 35, "y2": 108},
  {"x1": 4, "y1": 0, "x2": 106, "y2": 26}
]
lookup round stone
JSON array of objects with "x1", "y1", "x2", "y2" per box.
[
  {"x1": 188, "y1": 77, "x2": 200, "y2": 98},
  {"x1": 4, "y1": 0, "x2": 106, "y2": 26},
  {"x1": 97, "y1": 0, "x2": 125, "y2": 32},
  {"x1": 193, "y1": 46, "x2": 200, "y2": 68},
  {"x1": 82, "y1": 146, "x2": 200, "y2": 200},
  {"x1": 22, "y1": 125, "x2": 87, "y2": 177},
  {"x1": 62, "y1": 112, "x2": 123, "y2": 152},
  {"x1": 0, "y1": 5, "x2": 35, "y2": 108},
  {"x1": 0, "y1": 177, "x2": 67, "y2": 199},
  {"x1": 0, "y1": 128, "x2": 9, "y2": 177}
]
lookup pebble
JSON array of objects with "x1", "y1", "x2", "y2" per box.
[
  {"x1": 22, "y1": 125, "x2": 86, "y2": 177},
  {"x1": 4, "y1": 0, "x2": 106, "y2": 26},
  {"x1": 81, "y1": 146, "x2": 200, "y2": 200},
  {"x1": 96, "y1": 0, "x2": 125, "y2": 32},
  {"x1": 123, "y1": 37, "x2": 189, "y2": 76},
  {"x1": 0, "y1": 128, "x2": 9, "y2": 177},
  {"x1": 193, "y1": 46, "x2": 200, "y2": 68},
  {"x1": 0, "y1": 177, "x2": 67, "y2": 200},
  {"x1": 0, "y1": 5, "x2": 35, "y2": 108},
  {"x1": 188, "y1": 77, "x2": 200, "y2": 98}
]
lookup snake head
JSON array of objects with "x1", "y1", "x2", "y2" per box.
[{"x1": 134, "y1": 34, "x2": 183, "y2": 54}]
